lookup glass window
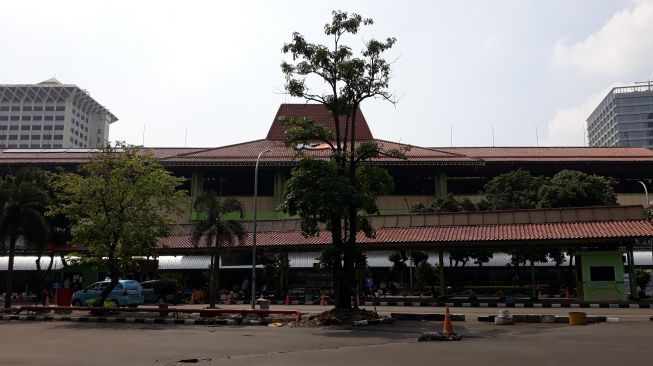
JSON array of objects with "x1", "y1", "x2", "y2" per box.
[
  {"x1": 33, "y1": 116, "x2": 42, "y2": 121},
  {"x1": 0, "y1": 126, "x2": 6, "y2": 130},
  {"x1": 54, "y1": 135, "x2": 63, "y2": 140},
  {"x1": 0, "y1": 106, "x2": 9, "y2": 111},
  {"x1": 31, "y1": 135, "x2": 40, "y2": 140},
  {"x1": 33, "y1": 106, "x2": 43, "y2": 111},
  {"x1": 55, "y1": 106, "x2": 65, "y2": 111},
  {"x1": 44, "y1": 116, "x2": 54, "y2": 121},
  {"x1": 11, "y1": 106, "x2": 20, "y2": 111},
  {"x1": 8, "y1": 135, "x2": 18, "y2": 140},
  {"x1": 42, "y1": 144, "x2": 51, "y2": 148},
  {"x1": 30, "y1": 144, "x2": 40, "y2": 148},
  {"x1": 10, "y1": 116, "x2": 19, "y2": 121},
  {"x1": 53, "y1": 144, "x2": 62, "y2": 148},
  {"x1": 9, "y1": 125, "x2": 18, "y2": 130},
  {"x1": 55, "y1": 116, "x2": 64, "y2": 121},
  {"x1": 0, "y1": 136, "x2": 6, "y2": 140},
  {"x1": 21, "y1": 125, "x2": 30, "y2": 130},
  {"x1": 0, "y1": 116, "x2": 7, "y2": 121},
  {"x1": 20, "y1": 134, "x2": 29, "y2": 140},
  {"x1": 43, "y1": 125, "x2": 52, "y2": 130},
  {"x1": 22, "y1": 106, "x2": 32, "y2": 111},
  {"x1": 19, "y1": 144, "x2": 28, "y2": 148},
  {"x1": 45, "y1": 106, "x2": 54, "y2": 111},
  {"x1": 54, "y1": 125, "x2": 64, "y2": 130},
  {"x1": 32, "y1": 125, "x2": 41, "y2": 130},
  {"x1": 42, "y1": 135, "x2": 51, "y2": 140},
  {"x1": 21, "y1": 116, "x2": 31, "y2": 121}
]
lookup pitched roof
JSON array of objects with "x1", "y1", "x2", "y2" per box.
[
  {"x1": 435, "y1": 147, "x2": 653, "y2": 162},
  {"x1": 158, "y1": 220, "x2": 653, "y2": 251},
  {"x1": 266, "y1": 104, "x2": 374, "y2": 140}
]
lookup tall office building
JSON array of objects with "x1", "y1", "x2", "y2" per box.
[
  {"x1": 587, "y1": 83, "x2": 653, "y2": 148},
  {"x1": 0, "y1": 78, "x2": 117, "y2": 149}
]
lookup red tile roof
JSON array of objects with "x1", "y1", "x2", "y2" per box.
[
  {"x1": 266, "y1": 104, "x2": 374, "y2": 140},
  {"x1": 158, "y1": 139, "x2": 480, "y2": 166},
  {"x1": 435, "y1": 147, "x2": 653, "y2": 162},
  {"x1": 158, "y1": 220, "x2": 653, "y2": 250}
]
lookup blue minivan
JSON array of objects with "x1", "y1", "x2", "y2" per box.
[{"x1": 71, "y1": 280, "x2": 144, "y2": 307}]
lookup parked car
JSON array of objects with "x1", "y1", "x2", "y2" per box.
[
  {"x1": 71, "y1": 280, "x2": 144, "y2": 307},
  {"x1": 141, "y1": 280, "x2": 184, "y2": 304}
]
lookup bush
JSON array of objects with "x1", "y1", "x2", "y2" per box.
[
  {"x1": 153, "y1": 278, "x2": 179, "y2": 301},
  {"x1": 635, "y1": 268, "x2": 651, "y2": 294}
]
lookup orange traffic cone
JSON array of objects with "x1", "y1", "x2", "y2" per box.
[
  {"x1": 442, "y1": 306, "x2": 454, "y2": 335},
  {"x1": 226, "y1": 293, "x2": 232, "y2": 305},
  {"x1": 284, "y1": 294, "x2": 291, "y2": 305},
  {"x1": 319, "y1": 293, "x2": 326, "y2": 306}
]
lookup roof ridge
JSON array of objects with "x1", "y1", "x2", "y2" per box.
[{"x1": 161, "y1": 139, "x2": 276, "y2": 159}]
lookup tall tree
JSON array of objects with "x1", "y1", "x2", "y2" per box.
[
  {"x1": 483, "y1": 169, "x2": 544, "y2": 210},
  {"x1": 50, "y1": 143, "x2": 187, "y2": 306},
  {"x1": 279, "y1": 10, "x2": 402, "y2": 310},
  {"x1": 0, "y1": 167, "x2": 51, "y2": 309},
  {"x1": 190, "y1": 193, "x2": 246, "y2": 308}
]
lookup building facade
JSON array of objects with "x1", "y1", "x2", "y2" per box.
[
  {"x1": 0, "y1": 78, "x2": 117, "y2": 149},
  {"x1": 587, "y1": 83, "x2": 653, "y2": 148}
]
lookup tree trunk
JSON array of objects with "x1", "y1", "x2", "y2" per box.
[
  {"x1": 3, "y1": 236, "x2": 17, "y2": 309},
  {"x1": 98, "y1": 265, "x2": 119, "y2": 307}
]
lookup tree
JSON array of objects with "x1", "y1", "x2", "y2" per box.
[
  {"x1": 190, "y1": 193, "x2": 246, "y2": 308},
  {"x1": 388, "y1": 251, "x2": 407, "y2": 289},
  {"x1": 538, "y1": 169, "x2": 617, "y2": 208},
  {"x1": 279, "y1": 10, "x2": 402, "y2": 310},
  {"x1": 0, "y1": 167, "x2": 51, "y2": 309},
  {"x1": 483, "y1": 170, "x2": 544, "y2": 210},
  {"x1": 50, "y1": 143, "x2": 187, "y2": 306}
]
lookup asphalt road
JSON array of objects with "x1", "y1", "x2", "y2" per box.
[{"x1": 1, "y1": 310, "x2": 651, "y2": 366}]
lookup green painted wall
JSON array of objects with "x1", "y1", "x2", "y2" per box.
[{"x1": 578, "y1": 251, "x2": 625, "y2": 302}]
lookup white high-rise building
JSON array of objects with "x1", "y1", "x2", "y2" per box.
[{"x1": 0, "y1": 78, "x2": 118, "y2": 149}]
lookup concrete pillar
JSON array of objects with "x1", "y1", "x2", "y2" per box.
[
  {"x1": 627, "y1": 246, "x2": 637, "y2": 298},
  {"x1": 433, "y1": 172, "x2": 447, "y2": 199}
]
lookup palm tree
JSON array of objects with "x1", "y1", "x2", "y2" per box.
[
  {"x1": 191, "y1": 192, "x2": 246, "y2": 308},
  {"x1": 0, "y1": 168, "x2": 51, "y2": 309}
]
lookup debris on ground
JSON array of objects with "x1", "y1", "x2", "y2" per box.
[
  {"x1": 418, "y1": 332, "x2": 462, "y2": 342},
  {"x1": 294, "y1": 308, "x2": 390, "y2": 327}
]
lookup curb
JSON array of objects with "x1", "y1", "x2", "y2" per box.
[
  {"x1": 251, "y1": 300, "x2": 653, "y2": 309},
  {"x1": 0, "y1": 314, "x2": 264, "y2": 326},
  {"x1": 477, "y1": 314, "x2": 608, "y2": 323},
  {"x1": 390, "y1": 313, "x2": 466, "y2": 321}
]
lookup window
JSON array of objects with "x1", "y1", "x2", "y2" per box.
[
  {"x1": 9, "y1": 125, "x2": 18, "y2": 130},
  {"x1": 45, "y1": 106, "x2": 54, "y2": 111},
  {"x1": 589, "y1": 266, "x2": 616, "y2": 281},
  {"x1": 7, "y1": 144, "x2": 16, "y2": 148},
  {"x1": 55, "y1": 116, "x2": 64, "y2": 121},
  {"x1": 54, "y1": 135, "x2": 63, "y2": 140},
  {"x1": 32, "y1": 125, "x2": 41, "y2": 130},
  {"x1": 53, "y1": 144, "x2": 62, "y2": 148},
  {"x1": 42, "y1": 135, "x2": 51, "y2": 140},
  {"x1": 69, "y1": 137, "x2": 73, "y2": 142},
  {"x1": 30, "y1": 144, "x2": 40, "y2": 148},
  {"x1": 8, "y1": 135, "x2": 17, "y2": 140},
  {"x1": 21, "y1": 116, "x2": 31, "y2": 121},
  {"x1": 19, "y1": 144, "x2": 28, "y2": 148},
  {"x1": 0, "y1": 126, "x2": 6, "y2": 130},
  {"x1": 33, "y1": 106, "x2": 43, "y2": 111},
  {"x1": 20, "y1": 134, "x2": 29, "y2": 140},
  {"x1": 31, "y1": 135, "x2": 40, "y2": 140},
  {"x1": 33, "y1": 115, "x2": 42, "y2": 121},
  {"x1": 74, "y1": 131, "x2": 79, "y2": 136},
  {"x1": 21, "y1": 125, "x2": 30, "y2": 130},
  {"x1": 44, "y1": 116, "x2": 54, "y2": 121},
  {"x1": 0, "y1": 106, "x2": 9, "y2": 111},
  {"x1": 54, "y1": 125, "x2": 64, "y2": 130},
  {"x1": 55, "y1": 106, "x2": 65, "y2": 111},
  {"x1": 43, "y1": 125, "x2": 52, "y2": 130},
  {"x1": 10, "y1": 116, "x2": 19, "y2": 121},
  {"x1": 0, "y1": 136, "x2": 6, "y2": 140},
  {"x1": 42, "y1": 144, "x2": 51, "y2": 148},
  {"x1": 11, "y1": 106, "x2": 20, "y2": 111},
  {"x1": 0, "y1": 116, "x2": 7, "y2": 121},
  {"x1": 74, "y1": 139, "x2": 78, "y2": 145},
  {"x1": 22, "y1": 106, "x2": 32, "y2": 111}
]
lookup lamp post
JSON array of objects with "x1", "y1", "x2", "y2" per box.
[
  {"x1": 637, "y1": 180, "x2": 649, "y2": 206},
  {"x1": 251, "y1": 149, "x2": 271, "y2": 309}
]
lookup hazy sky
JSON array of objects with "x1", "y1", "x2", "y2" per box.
[{"x1": 2, "y1": 0, "x2": 652, "y2": 148}]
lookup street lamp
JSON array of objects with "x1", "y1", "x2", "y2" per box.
[
  {"x1": 637, "y1": 180, "x2": 649, "y2": 206},
  {"x1": 251, "y1": 149, "x2": 271, "y2": 309}
]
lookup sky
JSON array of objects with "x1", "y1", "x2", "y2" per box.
[{"x1": 1, "y1": 0, "x2": 653, "y2": 148}]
